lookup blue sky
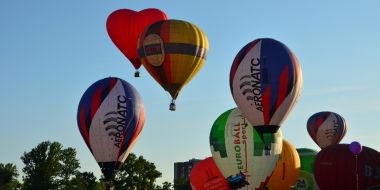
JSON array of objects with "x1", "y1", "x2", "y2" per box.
[{"x1": 1, "y1": 0, "x2": 379, "y2": 185}]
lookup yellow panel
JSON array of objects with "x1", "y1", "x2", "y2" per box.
[{"x1": 265, "y1": 140, "x2": 300, "y2": 190}]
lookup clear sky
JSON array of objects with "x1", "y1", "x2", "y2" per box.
[{"x1": 1, "y1": 0, "x2": 379, "y2": 186}]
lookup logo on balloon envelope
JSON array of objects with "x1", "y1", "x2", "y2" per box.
[
  {"x1": 143, "y1": 34, "x2": 165, "y2": 66},
  {"x1": 103, "y1": 95, "x2": 133, "y2": 148}
]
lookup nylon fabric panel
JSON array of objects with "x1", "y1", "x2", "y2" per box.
[
  {"x1": 230, "y1": 38, "x2": 302, "y2": 129},
  {"x1": 138, "y1": 19, "x2": 209, "y2": 100},
  {"x1": 263, "y1": 140, "x2": 300, "y2": 190},
  {"x1": 106, "y1": 9, "x2": 168, "y2": 70},
  {"x1": 307, "y1": 112, "x2": 347, "y2": 149},
  {"x1": 189, "y1": 157, "x2": 229, "y2": 190},
  {"x1": 313, "y1": 144, "x2": 380, "y2": 190},
  {"x1": 294, "y1": 148, "x2": 319, "y2": 190},
  {"x1": 209, "y1": 107, "x2": 282, "y2": 189},
  {"x1": 77, "y1": 77, "x2": 145, "y2": 170}
]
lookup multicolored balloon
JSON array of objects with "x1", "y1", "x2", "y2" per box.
[
  {"x1": 294, "y1": 148, "x2": 320, "y2": 190},
  {"x1": 209, "y1": 107, "x2": 283, "y2": 190},
  {"x1": 138, "y1": 19, "x2": 209, "y2": 110},
  {"x1": 190, "y1": 157, "x2": 229, "y2": 190},
  {"x1": 107, "y1": 9, "x2": 169, "y2": 77},
  {"x1": 77, "y1": 77, "x2": 145, "y2": 181},
  {"x1": 262, "y1": 140, "x2": 300, "y2": 190},
  {"x1": 307, "y1": 111, "x2": 347, "y2": 149},
  {"x1": 229, "y1": 38, "x2": 302, "y2": 142},
  {"x1": 350, "y1": 141, "x2": 362, "y2": 155},
  {"x1": 313, "y1": 144, "x2": 380, "y2": 190}
]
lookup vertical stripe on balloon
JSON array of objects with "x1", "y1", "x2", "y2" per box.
[
  {"x1": 91, "y1": 85, "x2": 103, "y2": 120},
  {"x1": 262, "y1": 85, "x2": 271, "y2": 125},
  {"x1": 317, "y1": 115, "x2": 323, "y2": 129},
  {"x1": 109, "y1": 77, "x2": 116, "y2": 92},
  {"x1": 276, "y1": 64, "x2": 289, "y2": 110},
  {"x1": 80, "y1": 104, "x2": 90, "y2": 147},
  {"x1": 127, "y1": 106, "x2": 145, "y2": 148}
]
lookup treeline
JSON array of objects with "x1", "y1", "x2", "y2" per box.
[{"x1": 0, "y1": 141, "x2": 192, "y2": 190}]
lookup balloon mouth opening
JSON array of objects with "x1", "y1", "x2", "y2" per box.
[{"x1": 253, "y1": 125, "x2": 280, "y2": 143}]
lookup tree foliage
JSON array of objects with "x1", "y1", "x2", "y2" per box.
[
  {"x1": 78, "y1": 171, "x2": 97, "y2": 190},
  {"x1": 173, "y1": 178, "x2": 191, "y2": 190},
  {"x1": 21, "y1": 141, "x2": 63, "y2": 190},
  {"x1": 20, "y1": 141, "x2": 82, "y2": 190},
  {"x1": 0, "y1": 163, "x2": 21, "y2": 190},
  {"x1": 103, "y1": 153, "x2": 162, "y2": 190}
]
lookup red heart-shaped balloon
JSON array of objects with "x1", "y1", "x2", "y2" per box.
[{"x1": 106, "y1": 9, "x2": 168, "y2": 70}]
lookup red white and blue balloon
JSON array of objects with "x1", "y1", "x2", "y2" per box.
[
  {"x1": 307, "y1": 111, "x2": 347, "y2": 149},
  {"x1": 77, "y1": 77, "x2": 145, "y2": 180},
  {"x1": 230, "y1": 38, "x2": 303, "y2": 137}
]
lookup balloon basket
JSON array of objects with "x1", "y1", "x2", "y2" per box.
[
  {"x1": 170, "y1": 102, "x2": 176, "y2": 111},
  {"x1": 135, "y1": 71, "x2": 140, "y2": 77}
]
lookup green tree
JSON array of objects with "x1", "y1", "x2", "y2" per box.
[
  {"x1": 78, "y1": 172, "x2": 97, "y2": 190},
  {"x1": 173, "y1": 178, "x2": 191, "y2": 190},
  {"x1": 0, "y1": 163, "x2": 21, "y2": 190},
  {"x1": 161, "y1": 181, "x2": 172, "y2": 190},
  {"x1": 58, "y1": 147, "x2": 81, "y2": 189},
  {"x1": 102, "y1": 153, "x2": 162, "y2": 190},
  {"x1": 20, "y1": 141, "x2": 82, "y2": 190},
  {"x1": 21, "y1": 141, "x2": 63, "y2": 190}
]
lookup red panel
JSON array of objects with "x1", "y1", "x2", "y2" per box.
[
  {"x1": 317, "y1": 115, "x2": 323, "y2": 129},
  {"x1": 190, "y1": 157, "x2": 229, "y2": 190},
  {"x1": 314, "y1": 144, "x2": 380, "y2": 190},
  {"x1": 290, "y1": 50, "x2": 300, "y2": 84},
  {"x1": 309, "y1": 122, "x2": 318, "y2": 144},
  {"x1": 127, "y1": 106, "x2": 145, "y2": 148},
  {"x1": 262, "y1": 85, "x2": 271, "y2": 125},
  {"x1": 276, "y1": 64, "x2": 289, "y2": 110},
  {"x1": 79, "y1": 104, "x2": 90, "y2": 146},
  {"x1": 106, "y1": 9, "x2": 168, "y2": 70},
  {"x1": 91, "y1": 85, "x2": 103, "y2": 120},
  {"x1": 161, "y1": 21, "x2": 172, "y2": 83},
  {"x1": 109, "y1": 77, "x2": 116, "y2": 92},
  {"x1": 230, "y1": 51, "x2": 242, "y2": 90}
]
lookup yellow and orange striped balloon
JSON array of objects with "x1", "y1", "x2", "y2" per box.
[
  {"x1": 137, "y1": 20, "x2": 209, "y2": 100},
  {"x1": 264, "y1": 140, "x2": 300, "y2": 190}
]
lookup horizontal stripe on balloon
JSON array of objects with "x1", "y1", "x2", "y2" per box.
[{"x1": 138, "y1": 43, "x2": 208, "y2": 60}]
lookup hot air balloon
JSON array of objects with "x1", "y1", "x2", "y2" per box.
[
  {"x1": 209, "y1": 107, "x2": 283, "y2": 190},
  {"x1": 106, "y1": 9, "x2": 169, "y2": 77},
  {"x1": 229, "y1": 38, "x2": 302, "y2": 142},
  {"x1": 190, "y1": 157, "x2": 229, "y2": 190},
  {"x1": 262, "y1": 140, "x2": 300, "y2": 190},
  {"x1": 137, "y1": 20, "x2": 209, "y2": 110},
  {"x1": 294, "y1": 148, "x2": 320, "y2": 190},
  {"x1": 77, "y1": 77, "x2": 145, "y2": 181},
  {"x1": 313, "y1": 144, "x2": 380, "y2": 190},
  {"x1": 307, "y1": 111, "x2": 347, "y2": 149}
]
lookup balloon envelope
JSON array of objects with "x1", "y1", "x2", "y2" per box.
[
  {"x1": 313, "y1": 144, "x2": 380, "y2": 190},
  {"x1": 294, "y1": 148, "x2": 320, "y2": 190},
  {"x1": 107, "y1": 9, "x2": 169, "y2": 71},
  {"x1": 263, "y1": 140, "x2": 300, "y2": 190},
  {"x1": 350, "y1": 141, "x2": 362, "y2": 155},
  {"x1": 307, "y1": 111, "x2": 347, "y2": 149},
  {"x1": 209, "y1": 107, "x2": 283, "y2": 189},
  {"x1": 190, "y1": 157, "x2": 229, "y2": 190},
  {"x1": 138, "y1": 19, "x2": 209, "y2": 100},
  {"x1": 77, "y1": 77, "x2": 145, "y2": 180},
  {"x1": 229, "y1": 38, "x2": 302, "y2": 140}
]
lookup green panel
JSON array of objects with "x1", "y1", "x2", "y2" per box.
[
  {"x1": 296, "y1": 148, "x2": 318, "y2": 174},
  {"x1": 209, "y1": 109, "x2": 233, "y2": 158},
  {"x1": 253, "y1": 130, "x2": 277, "y2": 156}
]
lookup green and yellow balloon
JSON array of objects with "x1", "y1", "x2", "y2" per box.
[{"x1": 209, "y1": 107, "x2": 283, "y2": 190}]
